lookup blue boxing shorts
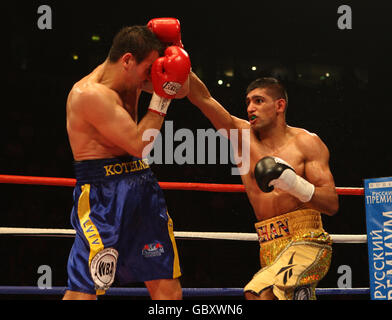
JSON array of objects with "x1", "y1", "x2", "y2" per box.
[{"x1": 66, "y1": 156, "x2": 182, "y2": 295}]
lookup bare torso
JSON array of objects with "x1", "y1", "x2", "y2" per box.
[
  {"x1": 186, "y1": 72, "x2": 337, "y2": 223},
  {"x1": 239, "y1": 126, "x2": 313, "y2": 221},
  {"x1": 66, "y1": 63, "x2": 140, "y2": 161}
]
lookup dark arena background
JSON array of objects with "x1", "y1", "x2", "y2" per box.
[{"x1": 1, "y1": 0, "x2": 388, "y2": 305}]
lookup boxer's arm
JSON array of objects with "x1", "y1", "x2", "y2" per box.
[
  {"x1": 76, "y1": 87, "x2": 164, "y2": 158},
  {"x1": 176, "y1": 76, "x2": 190, "y2": 98},
  {"x1": 187, "y1": 71, "x2": 248, "y2": 134},
  {"x1": 298, "y1": 132, "x2": 339, "y2": 215}
]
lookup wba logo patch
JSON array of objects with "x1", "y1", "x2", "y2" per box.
[{"x1": 90, "y1": 248, "x2": 118, "y2": 291}]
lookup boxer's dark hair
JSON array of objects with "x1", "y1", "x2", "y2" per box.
[
  {"x1": 246, "y1": 77, "x2": 288, "y2": 109},
  {"x1": 108, "y1": 25, "x2": 163, "y2": 63}
]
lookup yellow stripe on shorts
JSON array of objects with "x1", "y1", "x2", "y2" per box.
[
  {"x1": 77, "y1": 184, "x2": 105, "y2": 295},
  {"x1": 166, "y1": 212, "x2": 181, "y2": 278}
]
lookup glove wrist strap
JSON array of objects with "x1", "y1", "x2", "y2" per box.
[
  {"x1": 270, "y1": 169, "x2": 315, "y2": 203},
  {"x1": 291, "y1": 173, "x2": 315, "y2": 203},
  {"x1": 148, "y1": 93, "x2": 171, "y2": 117}
]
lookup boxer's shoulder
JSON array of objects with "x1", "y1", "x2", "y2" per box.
[
  {"x1": 69, "y1": 81, "x2": 120, "y2": 113},
  {"x1": 233, "y1": 116, "x2": 251, "y2": 129},
  {"x1": 289, "y1": 127, "x2": 328, "y2": 158},
  {"x1": 288, "y1": 127, "x2": 319, "y2": 144}
]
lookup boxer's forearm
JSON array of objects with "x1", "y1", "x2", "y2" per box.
[
  {"x1": 187, "y1": 72, "x2": 236, "y2": 132},
  {"x1": 307, "y1": 186, "x2": 339, "y2": 216}
]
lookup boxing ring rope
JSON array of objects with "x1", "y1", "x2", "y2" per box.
[
  {"x1": 0, "y1": 174, "x2": 364, "y2": 195},
  {"x1": 0, "y1": 227, "x2": 367, "y2": 243},
  {"x1": 0, "y1": 286, "x2": 370, "y2": 296},
  {"x1": 0, "y1": 174, "x2": 368, "y2": 297}
]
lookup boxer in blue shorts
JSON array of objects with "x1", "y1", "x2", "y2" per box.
[
  {"x1": 67, "y1": 156, "x2": 181, "y2": 295},
  {"x1": 64, "y1": 20, "x2": 190, "y2": 300}
]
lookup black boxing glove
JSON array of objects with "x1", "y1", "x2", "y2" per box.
[{"x1": 254, "y1": 156, "x2": 315, "y2": 202}]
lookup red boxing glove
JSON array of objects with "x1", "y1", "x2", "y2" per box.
[
  {"x1": 151, "y1": 46, "x2": 191, "y2": 99},
  {"x1": 147, "y1": 17, "x2": 183, "y2": 48},
  {"x1": 148, "y1": 46, "x2": 191, "y2": 116}
]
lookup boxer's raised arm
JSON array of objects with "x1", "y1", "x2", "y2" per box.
[
  {"x1": 72, "y1": 87, "x2": 164, "y2": 158},
  {"x1": 187, "y1": 72, "x2": 248, "y2": 133}
]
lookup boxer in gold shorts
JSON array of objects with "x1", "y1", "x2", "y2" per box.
[
  {"x1": 187, "y1": 72, "x2": 339, "y2": 300},
  {"x1": 244, "y1": 209, "x2": 332, "y2": 300}
]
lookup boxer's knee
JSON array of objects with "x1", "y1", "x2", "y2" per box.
[
  {"x1": 145, "y1": 278, "x2": 182, "y2": 300},
  {"x1": 63, "y1": 290, "x2": 97, "y2": 300},
  {"x1": 244, "y1": 287, "x2": 277, "y2": 300}
]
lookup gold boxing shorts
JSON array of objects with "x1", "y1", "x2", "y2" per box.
[{"x1": 244, "y1": 209, "x2": 332, "y2": 300}]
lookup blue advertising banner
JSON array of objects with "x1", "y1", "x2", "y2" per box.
[{"x1": 364, "y1": 177, "x2": 392, "y2": 300}]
